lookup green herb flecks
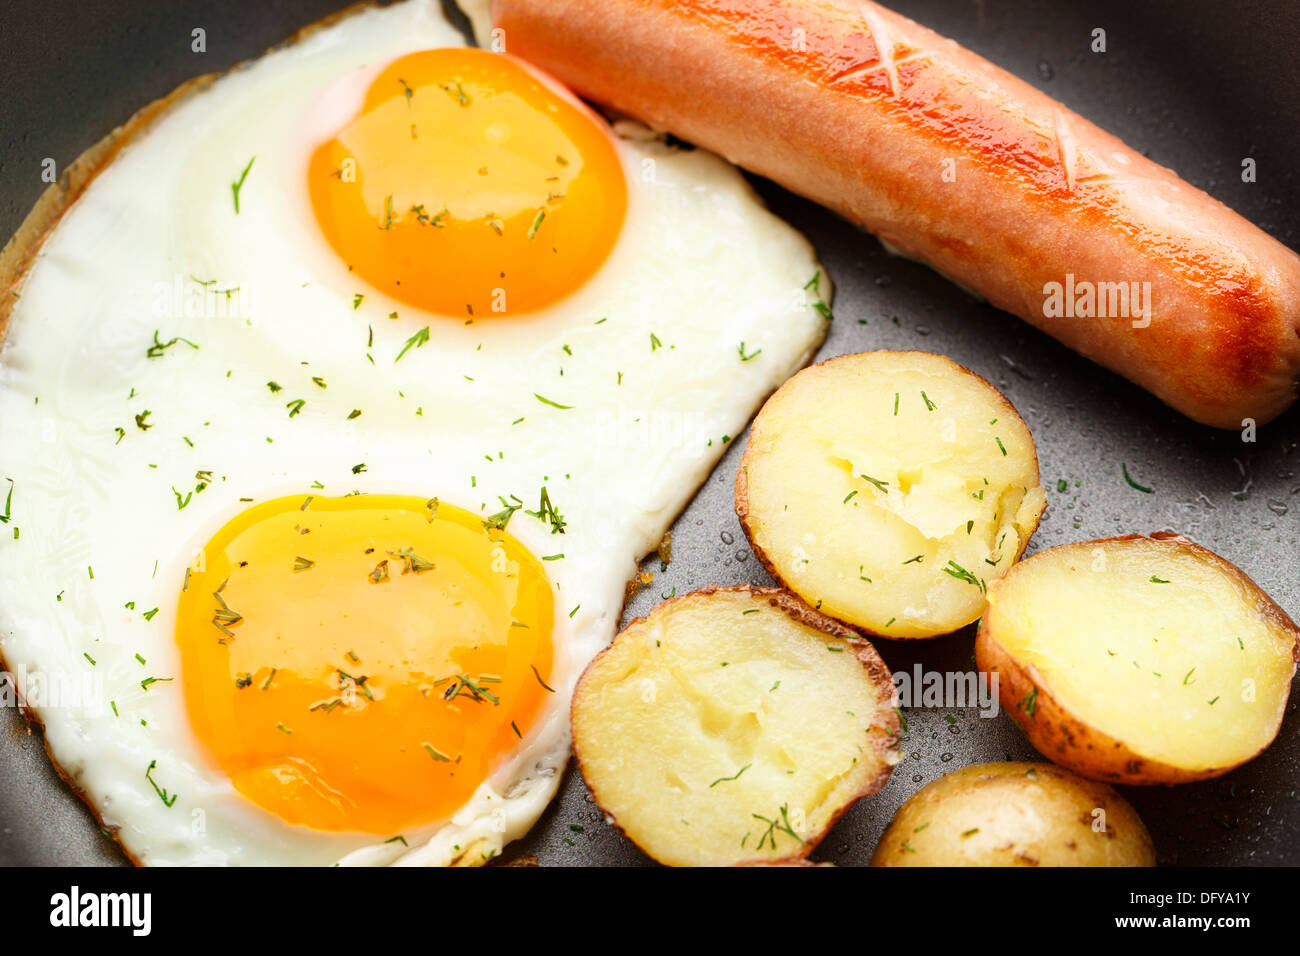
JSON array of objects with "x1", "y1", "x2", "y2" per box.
[
  {"x1": 752, "y1": 804, "x2": 804, "y2": 851},
  {"x1": 394, "y1": 326, "x2": 430, "y2": 363},
  {"x1": 1122, "y1": 463, "x2": 1153, "y2": 493},
  {"x1": 389, "y1": 549, "x2": 434, "y2": 574},
  {"x1": 1018, "y1": 687, "x2": 1038, "y2": 718},
  {"x1": 211, "y1": 579, "x2": 243, "y2": 640},
  {"x1": 146, "y1": 760, "x2": 177, "y2": 807},
  {"x1": 530, "y1": 665, "x2": 556, "y2": 693},
  {"x1": 444, "y1": 673, "x2": 499, "y2": 706},
  {"x1": 231, "y1": 156, "x2": 255, "y2": 214},
  {"x1": 441, "y1": 82, "x2": 472, "y2": 107},
  {"x1": 337, "y1": 669, "x2": 374, "y2": 701},
  {"x1": 859, "y1": 474, "x2": 889, "y2": 494},
  {"x1": 803, "y1": 272, "x2": 832, "y2": 321},
  {"x1": 942, "y1": 560, "x2": 986, "y2": 593},
  {"x1": 525, "y1": 486, "x2": 566, "y2": 534},
  {"x1": 527, "y1": 208, "x2": 546, "y2": 239},
  {"x1": 483, "y1": 495, "x2": 523, "y2": 531},
  {"x1": 146, "y1": 329, "x2": 199, "y2": 359},
  {"x1": 709, "y1": 764, "x2": 751, "y2": 788}
]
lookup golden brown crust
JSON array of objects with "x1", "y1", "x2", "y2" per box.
[
  {"x1": 570, "y1": 584, "x2": 900, "y2": 865},
  {"x1": 975, "y1": 532, "x2": 1299, "y2": 785},
  {"x1": 0, "y1": 0, "x2": 384, "y2": 868},
  {"x1": 492, "y1": 0, "x2": 1300, "y2": 428},
  {"x1": 736, "y1": 350, "x2": 1046, "y2": 641}
]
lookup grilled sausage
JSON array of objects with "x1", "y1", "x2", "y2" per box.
[{"x1": 488, "y1": 0, "x2": 1300, "y2": 428}]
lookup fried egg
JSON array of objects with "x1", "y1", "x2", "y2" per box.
[{"x1": 0, "y1": 0, "x2": 829, "y2": 865}]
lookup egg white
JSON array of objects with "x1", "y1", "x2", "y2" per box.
[{"x1": 0, "y1": 0, "x2": 829, "y2": 865}]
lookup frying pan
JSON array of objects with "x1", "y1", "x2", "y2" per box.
[{"x1": 1, "y1": 0, "x2": 1297, "y2": 866}]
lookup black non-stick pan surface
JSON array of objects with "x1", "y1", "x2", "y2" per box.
[{"x1": 1, "y1": 0, "x2": 1297, "y2": 867}]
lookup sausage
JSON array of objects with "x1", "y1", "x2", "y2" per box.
[{"x1": 487, "y1": 0, "x2": 1300, "y2": 429}]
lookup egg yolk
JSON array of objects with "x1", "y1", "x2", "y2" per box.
[
  {"x1": 308, "y1": 48, "x2": 627, "y2": 318},
  {"x1": 175, "y1": 494, "x2": 555, "y2": 835}
]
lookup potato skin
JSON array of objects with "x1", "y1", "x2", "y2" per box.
[
  {"x1": 570, "y1": 585, "x2": 901, "y2": 866},
  {"x1": 735, "y1": 350, "x2": 1046, "y2": 641},
  {"x1": 976, "y1": 533, "x2": 1300, "y2": 785},
  {"x1": 871, "y1": 762, "x2": 1156, "y2": 867}
]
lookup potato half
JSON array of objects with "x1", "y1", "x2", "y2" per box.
[
  {"x1": 871, "y1": 762, "x2": 1156, "y2": 866},
  {"x1": 736, "y1": 351, "x2": 1046, "y2": 639},
  {"x1": 571, "y1": 586, "x2": 900, "y2": 866},
  {"x1": 977, "y1": 534, "x2": 1299, "y2": 784}
]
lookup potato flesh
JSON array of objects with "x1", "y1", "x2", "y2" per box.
[
  {"x1": 987, "y1": 539, "x2": 1295, "y2": 771},
  {"x1": 745, "y1": 353, "x2": 1045, "y2": 637},
  {"x1": 573, "y1": 591, "x2": 890, "y2": 866}
]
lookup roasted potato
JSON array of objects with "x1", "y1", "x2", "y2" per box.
[
  {"x1": 571, "y1": 586, "x2": 900, "y2": 866},
  {"x1": 977, "y1": 533, "x2": 1299, "y2": 784},
  {"x1": 872, "y1": 761, "x2": 1156, "y2": 866},
  {"x1": 736, "y1": 351, "x2": 1046, "y2": 640}
]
